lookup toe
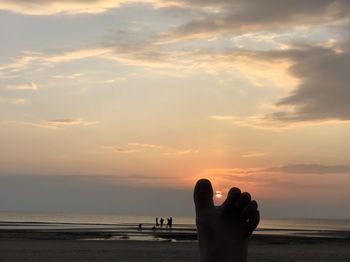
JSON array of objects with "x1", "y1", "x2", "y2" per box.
[
  {"x1": 241, "y1": 200, "x2": 259, "y2": 235},
  {"x1": 237, "y1": 192, "x2": 251, "y2": 211},
  {"x1": 245, "y1": 210, "x2": 260, "y2": 236},
  {"x1": 241, "y1": 200, "x2": 258, "y2": 221},
  {"x1": 221, "y1": 187, "x2": 241, "y2": 213},
  {"x1": 193, "y1": 179, "x2": 214, "y2": 214}
]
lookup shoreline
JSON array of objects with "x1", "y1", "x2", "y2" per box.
[{"x1": 1, "y1": 221, "x2": 349, "y2": 242}]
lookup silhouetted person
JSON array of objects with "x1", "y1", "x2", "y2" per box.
[
  {"x1": 160, "y1": 217, "x2": 164, "y2": 227},
  {"x1": 169, "y1": 217, "x2": 173, "y2": 229},
  {"x1": 156, "y1": 217, "x2": 159, "y2": 227},
  {"x1": 138, "y1": 223, "x2": 142, "y2": 231},
  {"x1": 194, "y1": 179, "x2": 259, "y2": 262},
  {"x1": 166, "y1": 217, "x2": 173, "y2": 229}
]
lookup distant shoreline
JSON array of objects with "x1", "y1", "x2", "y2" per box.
[{"x1": 1, "y1": 221, "x2": 349, "y2": 242}]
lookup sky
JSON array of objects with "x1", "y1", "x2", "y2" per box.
[{"x1": 0, "y1": 0, "x2": 350, "y2": 219}]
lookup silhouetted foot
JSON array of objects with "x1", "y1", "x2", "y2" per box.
[{"x1": 194, "y1": 179, "x2": 260, "y2": 262}]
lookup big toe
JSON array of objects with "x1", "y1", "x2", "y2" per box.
[{"x1": 194, "y1": 179, "x2": 214, "y2": 213}]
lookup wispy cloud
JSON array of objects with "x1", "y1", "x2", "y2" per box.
[
  {"x1": 240, "y1": 151, "x2": 269, "y2": 158},
  {"x1": 0, "y1": 118, "x2": 99, "y2": 130},
  {"x1": 0, "y1": 97, "x2": 27, "y2": 105},
  {"x1": 111, "y1": 142, "x2": 162, "y2": 154},
  {"x1": 7, "y1": 82, "x2": 38, "y2": 91},
  {"x1": 11, "y1": 98, "x2": 27, "y2": 105},
  {"x1": 163, "y1": 149, "x2": 198, "y2": 156},
  {"x1": 127, "y1": 142, "x2": 163, "y2": 149},
  {"x1": 211, "y1": 115, "x2": 235, "y2": 121},
  {"x1": 45, "y1": 118, "x2": 98, "y2": 128},
  {"x1": 206, "y1": 163, "x2": 350, "y2": 177},
  {"x1": 268, "y1": 164, "x2": 350, "y2": 175},
  {"x1": 0, "y1": 0, "x2": 132, "y2": 15},
  {"x1": 114, "y1": 147, "x2": 139, "y2": 154},
  {"x1": 53, "y1": 73, "x2": 83, "y2": 79},
  {"x1": 0, "y1": 0, "x2": 193, "y2": 15},
  {"x1": 111, "y1": 142, "x2": 198, "y2": 156},
  {"x1": 0, "y1": 48, "x2": 110, "y2": 74},
  {"x1": 202, "y1": 163, "x2": 350, "y2": 195},
  {"x1": 0, "y1": 51, "x2": 40, "y2": 72}
]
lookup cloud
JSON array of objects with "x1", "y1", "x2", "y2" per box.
[
  {"x1": 202, "y1": 163, "x2": 350, "y2": 198},
  {"x1": 268, "y1": 164, "x2": 350, "y2": 174},
  {"x1": 114, "y1": 147, "x2": 138, "y2": 154},
  {"x1": 0, "y1": 49, "x2": 110, "y2": 74},
  {"x1": 209, "y1": 41, "x2": 350, "y2": 127},
  {"x1": 0, "y1": 51, "x2": 40, "y2": 72},
  {"x1": 0, "y1": 97, "x2": 27, "y2": 105},
  {"x1": 211, "y1": 114, "x2": 281, "y2": 130},
  {"x1": 45, "y1": 118, "x2": 98, "y2": 128},
  {"x1": 0, "y1": 0, "x2": 185, "y2": 15},
  {"x1": 127, "y1": 142, "x2": 163, "y2": 149},
  {"x1": 211, "y1": 115, "x2": 235, "y2": 121},
  {"x1": 1, "y1": 27, "x2": 348, "y2": 128},
  {"x1": 112, "y1": 142, "x2": 162, "y2": 154},
  {"x1": 162, "y1": 0, "x2": 350, "y2": 41},
  {"x1": 53, "y1": 73, "x2": 83, "y2": 79},
  {"x1": 0, "y1": 118, "x2": 99, "y2": 130},
  {"x1": 111, "y1": 142, "x2": 198, "y2": 156},
  {"x1": 0, "y1": 45, "x2": 178, "y2": 75},
  {"x1": 7, "y1": 82, "x2": 38, "y2": 91},
  {"x1": 240, "y1": 151, "x2": 269, "y2": 158},
  {"x1": 163, "y1": 149, "x2": 197, "y2": 156},
  {"x1": 266, "y1": 43, "x2": 350, "y2": 123},
  {"x1": 0, "y1": 0, "x2": 130, "y2": 15},
  {"x1": 206, "y1": 163, "x2": 350, "y2": 177},
  {"x1": 11, "y1": 98, "x2": 27, "y2": 105}
]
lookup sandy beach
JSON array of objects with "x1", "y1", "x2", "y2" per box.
[
  {"x1": 1, "y1": 222, "x2": 350, "y2": 262},
  {"x1": 0, "y1": 237, "x2": 349, "y2": 262}
]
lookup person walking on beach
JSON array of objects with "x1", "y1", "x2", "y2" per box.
[
  {"x1": 166, "y1": 217, "x2": 173, "y2": 229},
  {"x1": 169, "y1": 217, "x2": 173, "y2": 229},
  {"x1": 160, "y1": 217, "x2": 164, "y2": 227}
]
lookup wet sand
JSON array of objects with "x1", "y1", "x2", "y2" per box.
[
  {"x1": 0, "y1": 237, "x2": 350, "y2": 262},
  {"x1": 0, "y1": 222, "x2": 349, "y2": 262}
]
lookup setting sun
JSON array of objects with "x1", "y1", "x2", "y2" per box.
[{"x1": 215, "y1": 191, "x2": 223, "y2": 198}]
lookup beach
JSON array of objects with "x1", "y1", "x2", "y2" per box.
[
  {"x1": 0, "y1": 237, "x2": 349, "y2": 262},
  {"x1": 0, "y1": 220, "x2": 350, "y2": 262}
]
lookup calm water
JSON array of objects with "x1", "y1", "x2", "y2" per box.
[{"x1": 0, "y1": 212, "x2": 349, "y2": 232}]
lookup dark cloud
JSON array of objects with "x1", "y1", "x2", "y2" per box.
[
  {"x1": 164, "y1": 0, "x2": 350, "y2": 39},
  {"x1": 264, "y1": 43, "x2": 350, "y2": 123}
]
